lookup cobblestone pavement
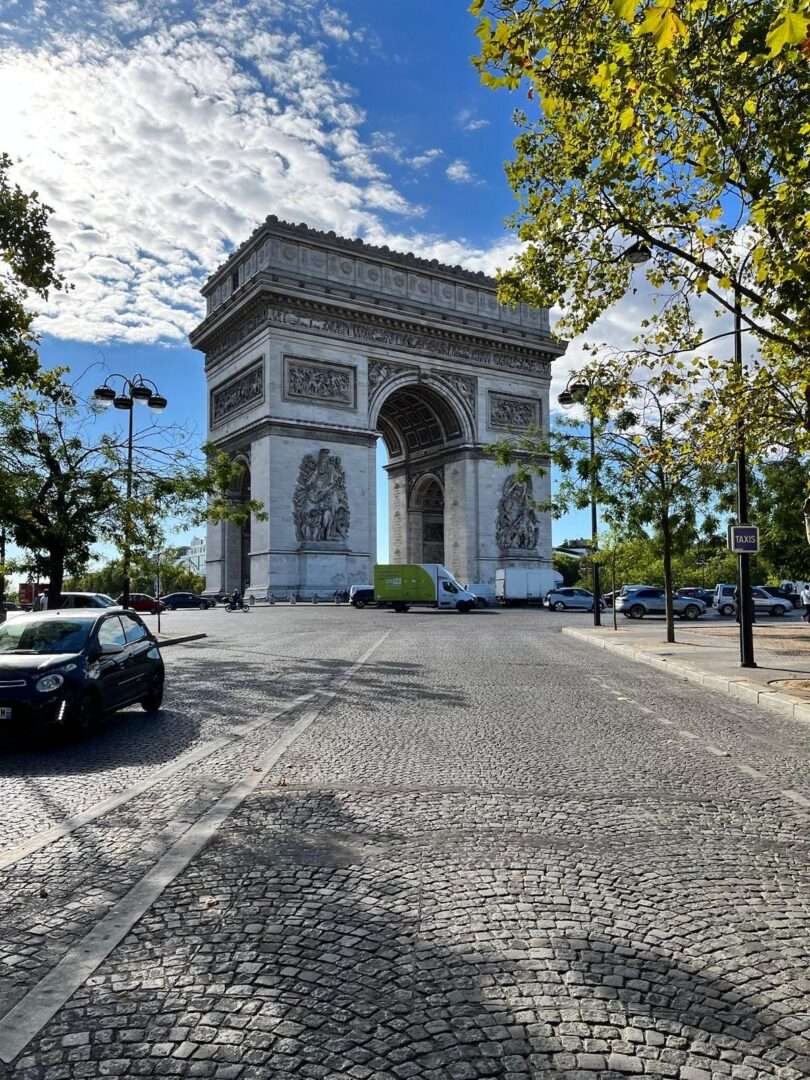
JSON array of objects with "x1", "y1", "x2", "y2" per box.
[{"x1": 1, "y1": 607, "x2": 810, "y2": 1079}]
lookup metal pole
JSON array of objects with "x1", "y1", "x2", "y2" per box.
[
  {"x1": 590, "y1": 406, "x2": 601, "y2": 627},
  {"x1": 735, "y1": 286, "x2": 756, "y2": 667},
  {"x1": 0, "y1": 527, "x2": 5, "y2": 602},
  {"x1": 123, "y1": 400, "x2": 134, "y2": 610}
]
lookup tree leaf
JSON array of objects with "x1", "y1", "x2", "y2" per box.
[{"x1": 765, "y1": 8, "x2": 810, "y2": 57}]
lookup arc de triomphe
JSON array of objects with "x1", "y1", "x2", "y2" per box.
[{"x1": 189, "y1": 217, "x2": 566, "y2": 599}]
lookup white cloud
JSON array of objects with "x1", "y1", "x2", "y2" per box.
[
  {"x1": 0, "y1": 0, "x2": 423, "y2": 345},
  {"x1": 445, "y1": 158, "x2": 478, "y2": 184},
  {"x1": 456, "y1": 108, "x2": 489, "y2": 132},
  {"x1": 410, "y1": 148, "x2": 443, "y2": 170}
]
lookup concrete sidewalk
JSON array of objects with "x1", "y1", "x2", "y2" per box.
[{"x1": 562, "y1": 618, "x2": 810, "y2": 724}]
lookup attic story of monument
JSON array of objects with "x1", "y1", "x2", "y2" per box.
[{"x1": 189, "y1": 217, "x2": 566, "y2": 599}]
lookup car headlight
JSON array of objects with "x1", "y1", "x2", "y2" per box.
[{"x1": 35, "y1": 673, "x2": 65, "y2": 693}]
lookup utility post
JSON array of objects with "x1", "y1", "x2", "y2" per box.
[{"x1": 734, "y1": 287, "x2": 756, "y2": 668}]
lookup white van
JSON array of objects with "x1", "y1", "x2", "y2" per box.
[{"x1": 713, "y1": 583, "x2": 736, "y2": 616}]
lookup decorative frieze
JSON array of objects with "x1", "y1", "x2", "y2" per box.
[
  {"x1": 284, "y1": 357, "x2": 356, "y2": 409},
  {"x1": 432, "y1": 370, "x2": 476, "y2": 414},
  {"x1": 489, "y1": 392, "x2": 540, "y2": 431},
  {"x1": 293, "y1": 448, "x2": 350, "y2": 543},
  {"x1": 203, "y1": 297, "x2": 553, "y2": 380},
  {"x1": 210, "y1": 360, "x2": 264, "y2": 426},
  {"x1": 496, "y1": 473, "x2": 539, "y2": 551},
  {"x1": 368, "y1": 358, "x2": 416, "y2": 394}
]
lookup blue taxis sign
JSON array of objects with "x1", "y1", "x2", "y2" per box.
[{"x1": 728, "y1": 524, "x2": 760, "y2": 554}]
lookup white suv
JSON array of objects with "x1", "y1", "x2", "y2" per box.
[{"x1": 33, "y1": 592, "x2": 117, "y2": 611}]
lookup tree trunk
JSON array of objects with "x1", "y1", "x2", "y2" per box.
[
  {"x1": 661, "y1": 511, "x2": 675, "y2": 644},
  {"x1": 46, "y1": 550, "x2": 65, "y2": 610}
]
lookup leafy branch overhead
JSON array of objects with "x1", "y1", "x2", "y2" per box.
[
  {"x1": 471, "y1": 0, "x2": 810, "y2": 373},
  {"x1": 0, "y1": 154, "x2": 69, "y2": 387}
]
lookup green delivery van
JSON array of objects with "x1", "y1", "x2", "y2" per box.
[{"x1": 373, "y1": 564, "x2": 476, "y2": 613}]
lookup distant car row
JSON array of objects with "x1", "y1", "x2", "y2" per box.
[{"x1": 25, "y1": 591, "x2": 218, "y2": 613}]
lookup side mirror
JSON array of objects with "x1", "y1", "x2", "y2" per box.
[{"x1": 99, "y1": 642, "x2": 125, "y2": 656}]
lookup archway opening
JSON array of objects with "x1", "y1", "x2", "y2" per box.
[{"x1": 374, "y1": 382, "x2": 466, "y2": 572}]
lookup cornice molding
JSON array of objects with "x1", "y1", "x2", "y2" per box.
[{"x1": 197, "y1": 292, "x2": 559, "y2": 381}]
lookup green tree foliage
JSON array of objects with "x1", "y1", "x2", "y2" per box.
[
  {"x1": 66, "y1": 550, "x2": 205, "y2": 599},
  {"x1": 552, "y1": 552, "x2": 581, "y2": 586},
  {"x1": 747, "y1": 458, "x2": 810, "y2": 580},
  {"x1": 472, "y1": 0, "x2": 810, "y2": 463},
  {"x1": 489, "y1": 358, "x2": 724, "y2": 641},
  {"x1": 0, "y1": 155, "x2": 68, "y2": 386},
  {"x1": 0, "y1": 374, "x2": 263, "y2": 607}
]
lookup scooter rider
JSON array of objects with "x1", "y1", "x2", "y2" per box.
[{"x1": 230, "y1": 588, "x2": 242, "y2": 611}]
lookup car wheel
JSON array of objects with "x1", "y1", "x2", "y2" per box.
[
  {"x1": 456, "y1": 601, "x2": 472, "y2": 613},
  {"x1": 720, "y1": 603, "x2": 734, "y2": 616},
  {"x1": 628, "y1": 604, "x2": 645, "y2": 619},
  {"x1": 392, "y1": 603, "x2": 409, "y2": 613},
  {"x1": 683, "y1": 604, "x2": 700, "y2": 620},
  {"x1": 553, "y1": 601, "x2": 566, "y2": 611},
  {"x1": 353, "y1": 599, "x2": 366, "y2": 609},
  {"x1": 67, "y1": 692, "x2": 101, "y2": 739},
  {"x1": 141, "y1": 682, "x2": 164, "y2": 714},
  {"x1": 771, "y1": 605, "x2": 786, "y2": 617}
]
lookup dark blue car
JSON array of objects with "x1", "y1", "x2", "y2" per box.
[{"x1": 0, "y1": 610, "x2": 165, "y2": 740}]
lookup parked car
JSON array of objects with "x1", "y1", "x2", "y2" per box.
[
  {"x1": 616, "y1": 587, "x2": 705, "y2": 620},
  {"x1": 713, "y1": 583, "x2": 737, "y2": 616},
  {"x1": 545, "y1": 587, "x2": 604, "y2": 612},
  {"x1": 117, "y1": 593, "x2": 165, "y2": 614},
  {"x1": 0, "y1": 609, "x2": 164, "y2": 739},
  {"x1": 350, "y1": 584, "x2": 375, "y2": 609},
  {"x1": 676, "y1": 587, "x2": 714, "y2": 607},
  {"x1": 33, "y1": 592, "x2": 117, "y2": 612},
  {"x1": 715, "y1": 586, "x2": 792, "y2": 618},
  {"x1": 160, "y1": 592, "x2": 215, "y2": 610},
  {"x1": 757, "y1": 585, "x2": 800, "y2": 609}
]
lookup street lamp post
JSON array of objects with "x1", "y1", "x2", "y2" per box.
[
  {"x1": 734, "y1": 286, "x2": 756, "y2": 668},
  {"x1": 92, "y1": 374, "x2": 168, "y2": 610}
]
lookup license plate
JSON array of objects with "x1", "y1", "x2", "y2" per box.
[{"x1": 0, "y1": 707, "x2": 11, "y2": 719}]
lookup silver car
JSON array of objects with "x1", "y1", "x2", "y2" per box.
[
  {"x1": 545, "y1": 587, "x2": 604, "y2": 612},
  {"x1": 617, "y1": 587, "x2": 705, "y2": 620}
]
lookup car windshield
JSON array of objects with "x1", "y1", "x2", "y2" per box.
[
  {"x1": 0, "y1": 618, "x2": 92, "y2": 654},
  {"x1": 94, "y1": 595, "x2": 116, "y2": 607}
]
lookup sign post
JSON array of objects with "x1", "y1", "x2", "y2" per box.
[{"x1": 728, "y1": 524, "x2": 758, "y2": 668}]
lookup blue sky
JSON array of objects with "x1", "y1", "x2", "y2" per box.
[{"x1": 2, "y1": 0, "x2": 612, "y2": 571}]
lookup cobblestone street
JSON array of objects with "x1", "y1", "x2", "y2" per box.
[{"x1": 2, "y1": 607, "x2": 810, "y2": 1079}]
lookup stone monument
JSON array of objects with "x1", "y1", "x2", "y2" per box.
[{"x1": 189, "y1": 217, "x2": 566, "y2": 599}]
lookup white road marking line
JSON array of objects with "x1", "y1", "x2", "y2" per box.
[
  {"x1": 0, "y1": 630, "x2": 391, "y2": 1064},
  {"x1": 678, "y1": 729, "x2": 699, "y2": 739},
  {"x1": 736, "y1": 764, "x2": 766, "y2": 780},
  {"x1": 0, "y1": 692, "x2": 315, "y2": 873},
  {"x1": 781, "y1": 789, "x2": 810, "y2": 809}
]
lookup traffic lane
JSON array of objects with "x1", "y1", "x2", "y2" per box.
[
  {"x1": 7, "y1": 612, "x2": 808, "y2": 1079},
  {"x1": 0, "y1": 611, "x2": 385, "y2": 852}
]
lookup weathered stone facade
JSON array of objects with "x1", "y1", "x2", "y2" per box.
[{"x1": 190, "y1": 217, "x2": 565, "y2": 598}]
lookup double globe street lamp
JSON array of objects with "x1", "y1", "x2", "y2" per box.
[
  {"x1": 92, "y1": 375, "x2": 168, "y2": 610},
  {"x1": 556, "y1": 240, "x2": 652, "y2": 628}
]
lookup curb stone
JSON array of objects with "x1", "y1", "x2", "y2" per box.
[{"x1": 561, "y1": 626, "x2": 810, "y2": 725}]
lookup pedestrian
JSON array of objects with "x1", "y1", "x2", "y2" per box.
[{"x1": 801, "y1": 583, "x2": 810, "y2": 624}]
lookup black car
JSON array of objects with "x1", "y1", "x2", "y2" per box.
[
  {"x1": 0, "y1": 610, "x2": 164, "y2": 740},
  {"x1": 160, "y1": 592, "x2": 214, "y2": 610},
  {"x1": 350, "y1": 586, "x2": 375, "y2": 609}
]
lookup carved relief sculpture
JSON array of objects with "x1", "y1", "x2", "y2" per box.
[
  {"x1": 210, "y1": 361, "x2": 264, "y2": 425},
  {"x1": 496, "y1": 474, "x2": 539, "y2": 551},
  {"x1": 434, "y1": 371, "x2": 476, "y2": 413},
  {"x1": 367, "y1": 358, "x2": 415, "y2": 394},
  {"x1": 286, "y1": 358, "x2": 355, "y2": 407},
  {"x1": 293, "y1": 448, "x2": 350, "y2": 543},
  {"x1": 489, "y1": 393, "x2": 539, "y2": 431}
]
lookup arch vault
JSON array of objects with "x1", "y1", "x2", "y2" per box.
[{"x1": 190, "y1": 217, "x2": 566, "y2": 599}]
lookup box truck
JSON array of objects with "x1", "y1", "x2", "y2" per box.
[
  {"x1": 495, "y1": 567, "x2": 562, "y2": 605},
  {"x1": 373, "y1": 564, "x2": 476, "y2": 613}
]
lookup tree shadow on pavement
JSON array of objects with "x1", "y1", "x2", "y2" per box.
[{"x1": 32, "y1": 787, "x2": 810, "y2": 1080}]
